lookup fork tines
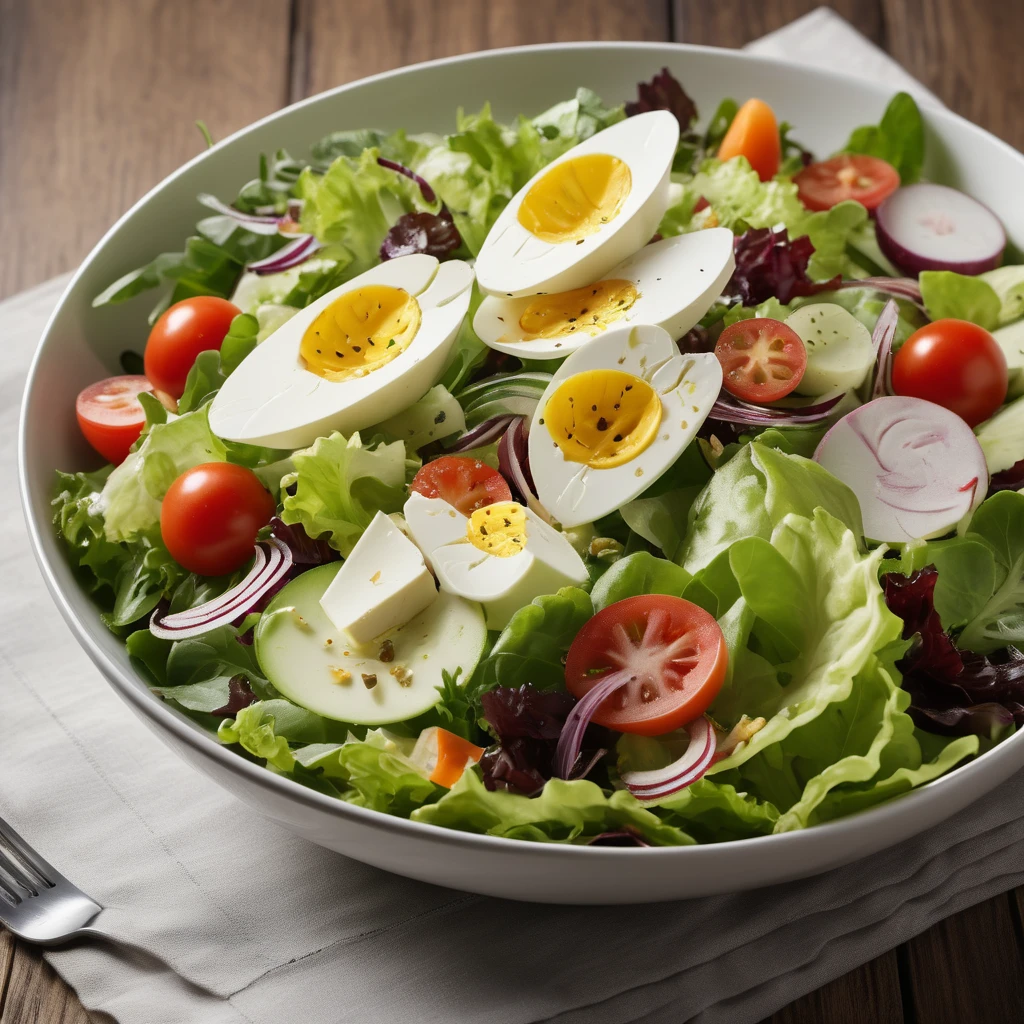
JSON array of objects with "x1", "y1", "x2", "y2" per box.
[{"x1": 0, "y1": 818, "x2": 54, "y2": 905}]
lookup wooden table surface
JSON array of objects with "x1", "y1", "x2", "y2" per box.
[{"x1": 3, "y1": 1, "x2": 1024, "y2": 1020}]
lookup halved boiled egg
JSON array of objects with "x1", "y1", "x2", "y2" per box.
[
  {"x1": 473, "y1": 229, "x2": 735, "y2": 360},
  {"x1": 209, "y1": 254, "x2": 473, "y2": 449},
  {"x1": 474, "y1": 111, "x2": 679, "y2": 299},
  {"x1": 403, "y1": 492, "x2": 588, "y2": 629},
  {"x1": 528, "y1": 323, "x2": 722, "y2": 527}
]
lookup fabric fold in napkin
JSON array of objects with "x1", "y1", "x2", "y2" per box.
[{"x1": 2, "y1": 10, "x2": 1021, "y2": 1024}]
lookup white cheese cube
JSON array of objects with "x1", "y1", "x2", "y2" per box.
[{"x1": 319, "y1": 511, "x2": 437, "y2": 643}]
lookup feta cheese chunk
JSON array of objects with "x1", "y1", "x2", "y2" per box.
[{"x1": 319, "y1": 511, "x2": 437, "y2": 643}]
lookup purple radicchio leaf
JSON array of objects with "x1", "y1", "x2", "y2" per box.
[
  {"x1": 380, "y1": 208, "x2": 462, "y2": 261},
  {"x1": 882, "y1": 567, "x2": 1024, "y2": 739},
  {"x1": 626, "y1": 67, "x2": 698, "y2": 130},
  {"x1": 728, "y1": 226, "x2": 841, "y2": 306}
]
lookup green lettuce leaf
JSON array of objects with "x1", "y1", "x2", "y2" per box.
[
  {"x1": 296, "y1": 146, "x2": 434, "y2": 282},
  {"x1": 473, "y1": 587, "x2": 593, "y2": 692},
  {"x1": 709, "y1": 510, "x2": 904, "y2": 775},
  {"x1": 412, "y1": 769, "x2": 699, "y2": 845},
  {"x1": 591, "y1": 551, "x2": 691, "y2": 611},
  {"x1": 297, "y1": 730, "x2": 439, "y2": 816},
  {"x1": 98, "y1": 407, "x2": 228, "y2": 542},
  {"x1": 679, "y1": 442, "x2": 864, "y2": 574},
  {"x1": 279, "y1": 431, "x2": 410, "y2": 556},
  {"x1": 177, "y1": 312, "x2": 260, "y2": 413},
  {"x1": 217, "y1": 699, "x2": 347, "y2": 771},
  {"x1": 842, "y1": 91, "x2": 925, "y2": 184},
  {"x1": 919, "y1": 270, "x2": 1001, "y2": 330}
]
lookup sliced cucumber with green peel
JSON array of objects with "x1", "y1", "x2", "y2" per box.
[
  {"x1": 785, "y1": 302, "x2": 875, "y2": 397},
  {"x1": 255, "y1": 563, "x2": 487, "y2": 725},
  {"x1": 976, "y1": 394, "x2": 1024, "y2": 474},
  {"x1": 992, "y1": 320, "x2": 1024, "y2": 399}
]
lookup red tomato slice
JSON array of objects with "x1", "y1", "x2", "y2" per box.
[
  {"x1": 714, "y1": 318, "x2": 807, "y2": 403},
  {"x1": 75, "y1": 375, "x2": 152, "y2": 464},
  {"x1": 565, "y1": 595, "x2": 728, "y2": 737},
  {"x1": 892, "y1": 318, "x2": 1008, "y2": 427},
  {"x1": 410, "y1": 456, "x2": 512, "y2": 516},
  {"x1": 161, "y1": 463, "x2": 276, "y2": 576},
  {"x1": 795, "y1": 154, "x2": 900, "y2": 212},
  {"x1": 145, "y1": 296, "x2": 241, "y2": 398}
]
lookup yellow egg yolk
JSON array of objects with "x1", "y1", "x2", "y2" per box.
[
  {"x1": 542, "y1": 369, "x2": 662, "y2": 470},
  {"x1": 466, "y1": 502, "x2": 528, "y2": 558},
  {"x1": 300, "y1": 284, "x2": 421, "y2": 381},
  {"x1": 517, "y1": 154, "x2": 631, "y2": 244},
  {"x1": 515, "y1": 279, "x2": 639, "y2": 342}
]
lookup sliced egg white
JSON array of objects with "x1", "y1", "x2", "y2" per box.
[
  {"x1": 474, "y1": 111, "x2": 679, "y2": 299},
  {"x1": 403, "y1": 492, "x2": 588, "y2": 630},
  {"x1": 528, "y1": 323, "x2": 722, "y2": 528},
  {"x1": 474, "y1": 229, "x2": 735, "y2": 360},
  {"x1": 209, "y1": 254, "x2": 474, "y2": 449}
]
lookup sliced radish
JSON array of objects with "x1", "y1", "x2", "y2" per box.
[
  {"x1": 813, "y1": 396, "x2": 987, "y2": 543},
  {"x1": 876, "y1": 184, "x2": 1005, "y2": 276},
  {"x1": 621, "y1": 718, "x2": 717, "y2": 800}
]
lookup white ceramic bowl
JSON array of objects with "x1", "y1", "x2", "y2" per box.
[{"x1": 19, "y1": 42, "x2": 1024, "y2": 904}]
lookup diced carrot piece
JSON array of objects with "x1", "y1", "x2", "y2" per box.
[{"x1": 717, "y1": 98, "x2": 781, "y2": 182}]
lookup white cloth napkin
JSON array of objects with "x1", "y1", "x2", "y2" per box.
[{"x1": 3, "y1": 11, "x2": 1022, "y2": 1023}]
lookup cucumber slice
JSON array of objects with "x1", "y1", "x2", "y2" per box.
[
  {"x1": 786, "y1": 302, "x2": 875, "y2": 397},
  {"x1": 255, "y1": 563, "x2": 487, "y2": 725},
  {"x1": 992, "y1": 320, "x2": 1024, "y2": 399},
  {"x1": 976, "y1": 395, "x2": 1024, "y2": 474}
]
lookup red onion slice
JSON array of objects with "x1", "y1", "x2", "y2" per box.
[
  {"x1": 554, "y1": 670, "x2": 632, "y2": 780},
  {"x1": 813, "y1": 396, "x2": 988, "y2": 543},
  {"x1": 839, "y1": 276, "x2": 924, "y2": 307},
  {"x1": 497, "y1": 417, "x2": 554, "y2": 523},
  {"x1": 197, "y1": 193, "x2": 283, "y2": 235},
  {"x1": 446, "y1": 415, "x2": 515, "y2": 453},
  {"x1": 621, "y1": 718, "x2": 717, "y2": 799},
  {"x1": 248, "y1": 234, "x2": 323, "y2": 275},
  {"x1": 709, "y1": 392, "x2": 844, "y2": 426},
  {"x1": 870, "y1": 299, "x2": 900, "y2": 399},
  {"x1": 150, "y1": 538, "x2": 293, "y2": 639},
  {"x1": 377, "y1": 157, "x2": 437, "y2": 204}
]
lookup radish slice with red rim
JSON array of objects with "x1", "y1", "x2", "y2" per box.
[
  {"x1": 876, "y1": 184, "x2": 1005, "y2": 276},
  {"x1": 621, "y1": 717, "x2": 717, "y2": 800},
  {"x1": 813, "y1": 396, "x2": 988, "y2": 543},
  {"x1": 150, "y1": 538, "x2": 293, "y2": 639}
]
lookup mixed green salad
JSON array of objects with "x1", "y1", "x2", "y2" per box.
[{"x1": 55, "y1": 69, "x2": 1024, "y2": 847}]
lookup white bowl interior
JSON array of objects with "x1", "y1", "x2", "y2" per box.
[{"x1": 19, "y1": 43, "x2": 1024, "y2": 903}]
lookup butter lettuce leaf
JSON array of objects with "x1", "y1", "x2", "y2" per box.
[{"x1": 279, "y1": 431, "x2": 412, "y2": 557}]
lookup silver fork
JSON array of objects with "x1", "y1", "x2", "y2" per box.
[{"x1": 0, "y1": 815, "x2": 102, "y2": 945}]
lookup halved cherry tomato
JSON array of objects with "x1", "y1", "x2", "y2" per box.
[
  {"x1": 410, "y1": 456, "x2": 512, "y2": 516},
  {"x1": 892, "y1": 319, "x2": 1008, "y2": 427},
  {"x1": 428, "y1": 728, "x2": 485, "y2": 789},
  {"x1": 717, "y1": 98, "x2": 781, "y2": 182},
  {"x1": 714, "y1": 318, "x2": 807, "y2": 403},
  {"x1": 566, "y1": 595, "x2": 727, "y2": 737},
  {"x1": 75, "y1": 375, "x2": 152, "y2": 464},
  {"x1": 795, "y1": 154, "x2": 900, "y2": 212},
  {"x1": 161, "y1": 463, "x2": 276, "y2": 576},
  {"x1": 145, "y1": 296, "x2": 241, "y2": 398}
]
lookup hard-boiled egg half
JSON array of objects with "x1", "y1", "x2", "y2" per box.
[
  {"x1": 209, "y1": 254, "x2": 473, "y2": 449},
  {"x1": 473, "y1": 229, "x2": 735, "y2": 360},
  {"x1": 474, "y1": 111, "x2": 679, "y2": 298},
  {"x1": 528, "y1": 323, "x2": 722, "y2": 527},
  {"x1": 403, "y1": 492, "x2": 588, "y2": 629}
]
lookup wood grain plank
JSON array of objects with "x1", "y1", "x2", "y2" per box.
[
  {"x1": 902, "y1": 895, "x2": 1024, "y2": 1024},
  {"x1": 0, "y1": 0, "x2": 293, "y2": 300},
  {"x1": 0, "y1": 930, "x2": 13, "y2": 1016},
  {"x1": 293, "y1": 0, "x2": 671, "y2": 100},
  {"x1": 883, "y1": 0, "x2": 1024, "y2": 150},
  {"x1": 770, "y1": 950, "x2": 904, "y2": 1024},
  {"x1": 672, "y1": 0, "x2": 884, "y2": 48},
  {"x1": 0, "y1": 942, "x2": 90, "y2": 1024}
]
